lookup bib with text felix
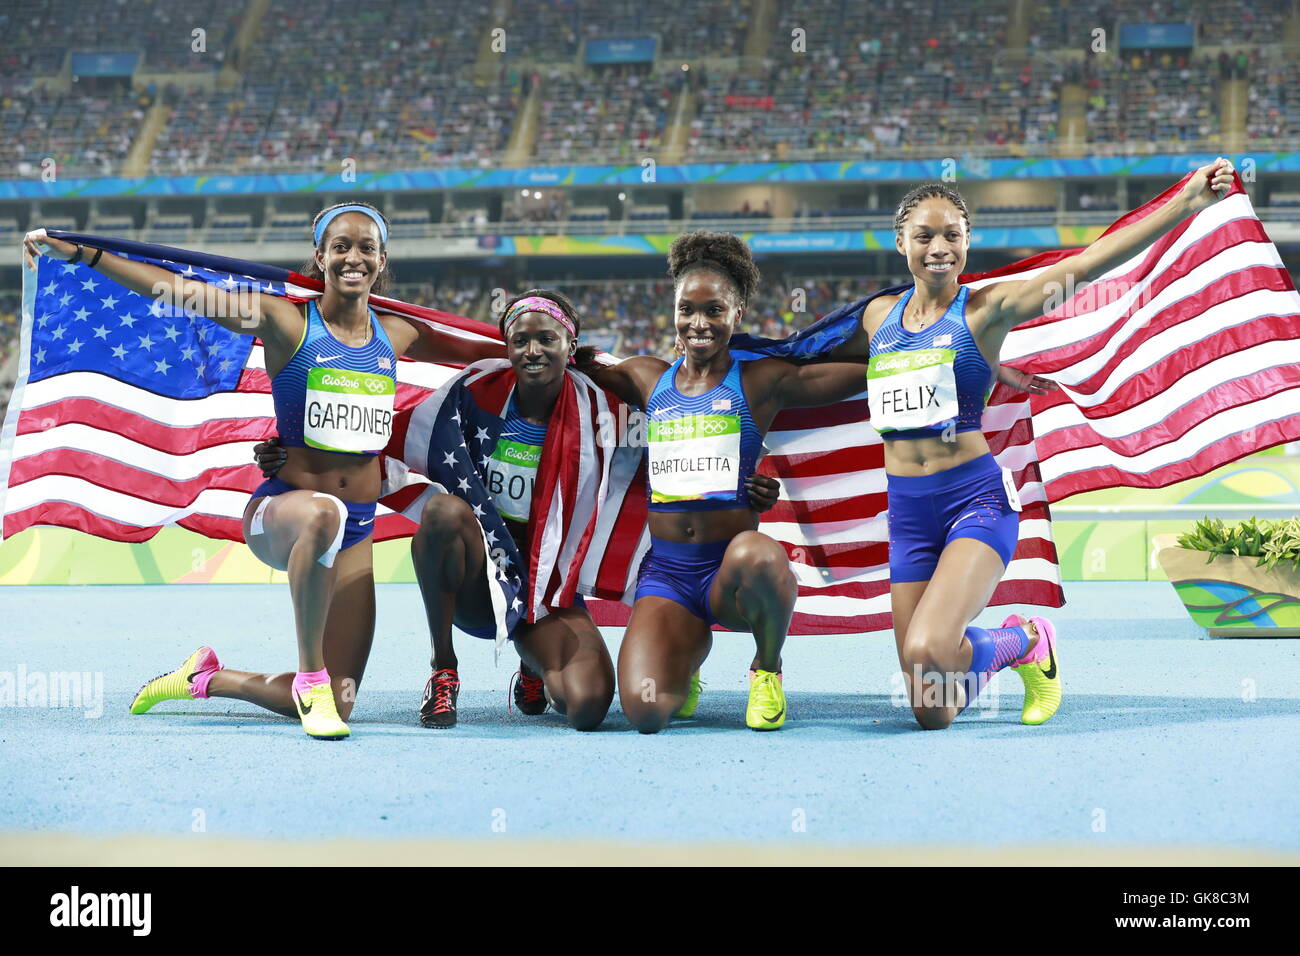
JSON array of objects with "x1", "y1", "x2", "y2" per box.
[{"x1": 867, "y1": 348, "x2": 958, "y2": 433}]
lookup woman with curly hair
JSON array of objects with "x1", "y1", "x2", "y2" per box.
[{"x1": 583, "y1": 231, "x2": 873, "y2": 733}]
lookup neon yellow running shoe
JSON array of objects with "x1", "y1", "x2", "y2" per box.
[
  {"x1": 746, "y1": 669, "x2": 786, "y2": 731},
  {"x1": 129, "y1": 646, "x2": 220, "y2": 715},
  {"x1": 292, "y1": 680, "x2": 350, "y2": 740},
  {"x1": 1005, "y1": 614, "x2": 1062, "y2": 725},
  {"x1": 673, "y1": 670, "x2": 704, "y2": 719}
]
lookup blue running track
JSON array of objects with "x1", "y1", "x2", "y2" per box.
[{"x1": 1, "y1": 582, "x2": 1297, "y2": 856}]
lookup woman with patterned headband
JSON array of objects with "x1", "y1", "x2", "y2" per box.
[
  {"x1": 402, "y1": 289, "x2": 783, "y2": 730},
  {"x1": 26, "y1": 202, "x2": 503, "y2": 740}
]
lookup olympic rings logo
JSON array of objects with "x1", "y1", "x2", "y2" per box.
[
  {"x1": 362, "y1": 378, "x2": 388, "y2": 394},
  {"x1": 652, "y1": 415, "x2": 734, "y2": 440}
]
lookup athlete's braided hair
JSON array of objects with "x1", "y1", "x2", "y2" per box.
[
  {"x1": 301, "y1": 201, "x2": 393, "y2": 295},
  {"x1": 667, "y1": 231, "x2": 760, "y2": 307},
  {"x1": 893, "y1": 183, "x2": 972, "y2": 237}
]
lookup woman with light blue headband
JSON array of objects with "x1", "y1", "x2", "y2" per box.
[{"x1": 26, "y1": 201, "x2": 503, "y2": 740}]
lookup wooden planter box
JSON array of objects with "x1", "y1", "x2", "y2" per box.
[{"x1": 1154, "y1": 536, "x2": 1300, "y2": 637}]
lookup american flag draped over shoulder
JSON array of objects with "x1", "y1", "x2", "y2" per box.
[
  {"x1": 725, "y1": 170, "x2": 1300, "y2": 633},
  {"x1": 382, "y1": 358, "x2": 649, "y2": 646},
  {"x1": 729, "y1": 291, "x2": 1062, "y2": 634},
  {"x1": 4, "y1": 171, "x2": 1296, "y2": 637},
  {"x1": 0, "y1": 231, "x2": 494, "y2": 545}
]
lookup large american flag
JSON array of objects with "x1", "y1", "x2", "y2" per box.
[
  {"x1": 723, "y1": 297, "x2": 1062, "y2": 634},
  {"x1": 2, "y1": 171, "x2": 1296, "y2": 635},
  {"x1": 0, "y1": 233, "x2": 489, "y2": 545},
  {"x1": 714, "y1": 171, "x2": 1300, "y2": 633}
]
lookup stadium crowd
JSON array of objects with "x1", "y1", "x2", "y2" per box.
[{"x1": 2, "y1": 0, "x2": 1294, "y2": 177}]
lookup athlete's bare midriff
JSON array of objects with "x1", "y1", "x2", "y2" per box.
[
  {"x1": 257, "y1": 310, "x2": 387, "y2": 502},
  {"x1": 649, "y1": 506, "x2": 759, "y2": 545},
  {"x1": 274, "y1": 446, "x2": 382, "y2": 501},
  {"x1": 881, "y1": 429, "x2": 992, "y2": 477}
]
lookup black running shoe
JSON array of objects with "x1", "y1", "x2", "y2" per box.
[
  {"x1": 419, "y1": 668, "x2": 460, "y2": 728},
  {"x1": 510, "y1": 665, "x2": 548, "y2": 716}
]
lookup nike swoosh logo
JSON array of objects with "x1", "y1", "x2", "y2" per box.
[
  {"x1": 1040, "y1": 639, "x2": 1057, "y2": 680},
  {"x1": 294, "y1": 690, "x2": 313, "y2": 714},
  {"x1": 315, "y1": 354, "x2": 342, "y2": 363},
  {"x1": 764, "y1": 706, "x2": 785, "y2": 722},
  {"x1": 187, "y1": 671, "x2": 202, "y2": 684},
  {"x1": 656, "y1": 405, "x2": 680, "y2": 415},
  {"x1": 358, "y1": 517, "x2": 374, "y2": 526}
]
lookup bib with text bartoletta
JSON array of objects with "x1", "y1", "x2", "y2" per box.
[
  {"x1": 304, "y1": 367, "x2": 396, "y2": 453},
  {"x1": 647, "y1": 413, "x2": 741, "y2": 504},
  {"x1": 867, "y1": 348, "x2": 959, "y2": 433},
  {"x1": 486, "y1": 436, "x2": 542, "y2": 523}
]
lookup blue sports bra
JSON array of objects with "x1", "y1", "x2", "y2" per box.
[
  {"x1": 270, "y1": 300, "x2": 398, "y2": 456},
  {"x1": 866, "y1": 285, "x2": 993, "y2": 439},
  {"x1": 644, "y1": 356, "x2": 764, "y2": 513}
]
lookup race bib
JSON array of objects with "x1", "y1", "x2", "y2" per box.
[
  {"x1": 303, "y1": 367, "x2": 395, "y2": 453},
  {"x1": 486, "y1": 438, "x2": 541, "y2": 523},
  {"x1": 868, "y1": 348, "x2": 959, "y2": 433},
  {"x1": 647, "y1": 413, "x2": 741, "y2": 504}
]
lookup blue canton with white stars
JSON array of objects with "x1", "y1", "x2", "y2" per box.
[
  {"x1": 426, "y1": 380, "x2": 532, "y2": 633},
  {"x1": 29, "y1": 254, "x2": 260, "y2": 398}
]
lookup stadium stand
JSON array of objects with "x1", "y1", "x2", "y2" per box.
[
  {"x1": 1, "y1": 0, "x2": 1295, "y2": 174},
  {"x1": 534, "y1": 65, "x2": 675, "y2": 163},
  {"x1": 508, "y1": 0, "x2": 751, "y2": 59},
  {"x1": 1248, "y1": 56, "x2": 1300, "y2": 141},
  {"x1": 1030, "y1": 0, "x2": 1290, "y2": 50},
  {"x1": 141, "y1": 214, "x2": 197, "y2": 244},
  {"x1": 0, "y1": 0, "x2": 245, "y2": 75},
  {"x1": 690, "y1": 0, "x2": 1059, "y2": 157}
]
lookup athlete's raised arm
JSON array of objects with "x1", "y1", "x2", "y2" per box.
[
  {"x1": 975, "y1": 158, "x2": 1235, "y2": 339},
  {"x1": 384, "y1": 315, "x2": 506, "y2": 365},
  {"x1": 22, "y1": 228, "x2": 301, "y2": 350}
]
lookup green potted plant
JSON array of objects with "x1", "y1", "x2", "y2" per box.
[{"x1": 1154, "y1": 518, "x2": 1300, "y2": 636}]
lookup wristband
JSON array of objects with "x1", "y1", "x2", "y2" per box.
[
  {"x1": 68, "y1": 244, "x2": 84, "y2": 265},
  {"x1": 87, "y1": 247, "x2": 104, "y2": 269}
]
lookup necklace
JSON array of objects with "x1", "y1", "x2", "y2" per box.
[
  {"x1": 903, "y1": 305, "x2": 941, "y2": 334},
  {"x1": 321, "y1": 307, "x2": 373, "y2": 347},
  {"x1": 903, "y1": 293, "x2": 956, "y2": 334}
]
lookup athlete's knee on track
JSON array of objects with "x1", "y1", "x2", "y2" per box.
[
  {"x1": 901, "y1": 625, "x2": 958, "y2": 674},
  {"x1": 564, "y1": 670, "x2": 614, "y2": 731},
  {"x1": 418, "y1": 493, "x2": 476, "y2": 540},
  {"x1": 565, "y1": 691, "x2": 612, "y2": 732},
  {"x1": 336, "y1": 697, "x2": 354, "y2": 722},
  {"x1": 912, "y1": 704, "x2": 955, "y2": 731},
  {"x1": 620, "y1": 691, "x2": 673, "y2": 735}
]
